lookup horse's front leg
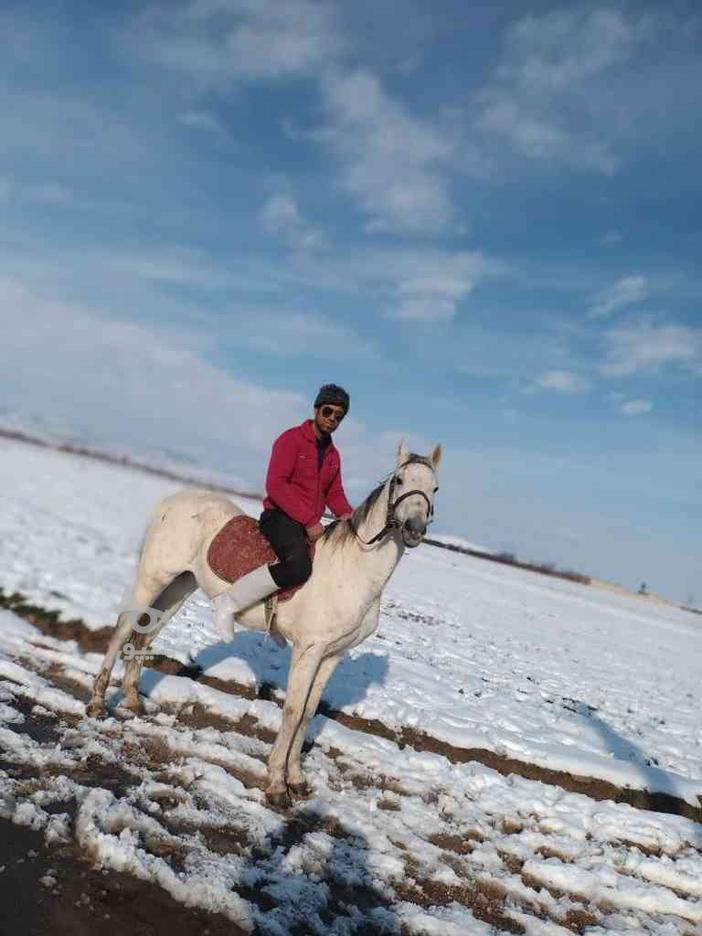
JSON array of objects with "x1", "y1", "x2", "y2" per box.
[
  {"x1": 267, "y1": 643, "x2": 325, "y2": 807},
  {"x1": 286, "y1": 654, "x2": 339, "y2": 796}
]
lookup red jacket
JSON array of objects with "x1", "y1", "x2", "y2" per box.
[{"x1": 263, "y1": 420, "x2": 353, "y2": 527}]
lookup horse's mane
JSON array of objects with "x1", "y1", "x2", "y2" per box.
[
  {"x1": 323, "y1": 478, "x2": 387, "y2": 547},
  {"x1": 324, "y1": 452, "x2": 433, "y2": 547}
]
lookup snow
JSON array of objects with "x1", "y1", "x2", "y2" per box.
[{"x1": 0, "y1": 434, "x2": 701, "y2": 932}]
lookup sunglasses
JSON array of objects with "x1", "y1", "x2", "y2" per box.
[{"x1": 320, "y1": 405, "x2": 345, "y2": 422}]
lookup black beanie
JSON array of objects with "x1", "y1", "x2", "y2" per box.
[{"x1": 314, "y1": 383, "x2": 350, "y2": 414}]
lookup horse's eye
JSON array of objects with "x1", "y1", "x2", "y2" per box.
[
  {"x1": 434, "y1": 486, "x2": 439, "y2": 493},
  {"x1": 394, "y1": 476, "x2": 403, "y2": 485}
]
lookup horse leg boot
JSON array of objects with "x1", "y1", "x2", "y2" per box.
[
  {"x1": 286, "y1": 654, "x2": 339, "y2": 797},
  {"x1": 212, "y1": 564, "x2": 278, "y2": 640},
  {"x1": 267, "y1": 643, "x2": 325, "y2": 807}
]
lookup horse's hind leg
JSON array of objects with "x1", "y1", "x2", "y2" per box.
[
  {"x1": 86, "y1": 610, "x2": 137, "y2": 717},
  {"x1": 121, "y1": 572, "x2": 197, "y2": 714},
  {"x1": 87, "y1": 573, "x2": 175, "y2": 718}
]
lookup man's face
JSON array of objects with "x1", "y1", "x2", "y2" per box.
[{"x1": 314, "y1": 403, "x2": 346, "y2": 435}]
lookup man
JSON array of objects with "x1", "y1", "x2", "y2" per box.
[{"x1": 213, "y1": 384, "x2": 353, "y2": 634}]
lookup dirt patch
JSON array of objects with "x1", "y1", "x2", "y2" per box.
[
  {"x1": 6, "y1": 592, "x2": 702, "y2": 825},
  {"x1": 429, "y1": 830, "x2": 483, "y2": 854},
  {"x1": 175, "y1": 703, "x2": 276, "y2": 746},
  {"x1": 395, "y1": 726, "x2": 702, "y2": 824},
  {"x1": 162, "y1": 815, "x2": 251, "y2": 858},
  {"x1": 521, "y1": 871, "x2": 568, "y2": 901},
  {"x1": 0, "y1": 589, "x2": 112, "y2": 653},
  {"x1": 0, "y1": 694, "x2": 67, "y2": 745},
  {"x1": 497, "y1": 849, "x2": 525, "y2": 874},
  {"x1": 616, "y1": 838, "x2": 663, "y2": 858},
  {"x1": 377, "y1": 797, "x2": 401, "y2": 811},
  {"x1": 395, "y1": 875, "x2": 523, "y2": 934},
  {"x1": 563, "y1": 907, "x2": 600, "y2": 932},
  {"x1": 44, "y1": 662, "x2": 94, "y2": 702},
  {"x1": 0, "y1": 818, "x2": 246, "y2": 936},
  {"x1": 535, "y1": 845, "x2": 573, "y2": 863},
  {"x1": 320, "y1": 708, "x2": 702, "y2": 824},
  {"x1": 120, "y1": 734, "x2": 175, "y2": 775}
]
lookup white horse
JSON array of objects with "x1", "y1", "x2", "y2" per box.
[{"x1": 87, "y1": 440, "x2": 441, "y2": 806}]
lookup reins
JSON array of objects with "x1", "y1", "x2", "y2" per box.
[{"x1": 347, "y1": 459, "x2": 435, "y2": 547}]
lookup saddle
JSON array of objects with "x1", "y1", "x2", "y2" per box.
[{"x1": 206, "y1": 515, "x2": 314, "y2": 604}]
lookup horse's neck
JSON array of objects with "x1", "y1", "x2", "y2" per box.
[{"x1": 353, "y1": 481, "x2": 404, "y2": 596}]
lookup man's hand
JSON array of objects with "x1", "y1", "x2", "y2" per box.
[{"x1": 305, "y1": 522, "x2": 325, "y2": 542}]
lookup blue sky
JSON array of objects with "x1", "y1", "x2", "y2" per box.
[{"x1": 0, "y1": 0, "x2": 700, "y2": 602}]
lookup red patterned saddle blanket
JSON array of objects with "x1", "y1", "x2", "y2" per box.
[{"x1": 206, "y1": 515, "x2": 314, "y2": 604}]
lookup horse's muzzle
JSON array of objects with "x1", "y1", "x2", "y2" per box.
[{"x1": 402, "y1": 517, "x2": 425, "y2": 548}]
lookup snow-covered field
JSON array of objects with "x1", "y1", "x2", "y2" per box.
[{"x1": 0, "y1": 435, "x2": 700, "y2": 933}]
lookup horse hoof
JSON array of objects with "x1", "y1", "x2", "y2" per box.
[
  {"x1": 266, "y1": 787, "x2": 292, "y2": 810},
  {"x1": 287, "y1": 779, "x2": 312, "y2": 799},
  {"x1": 86, "y1": 699, "x2": 108, "y2": 719},
  {"x1": 122, "y1": 699, "x2": 144, "y2": 718}
]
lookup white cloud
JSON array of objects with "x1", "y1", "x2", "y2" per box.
[
  {"x1": 478, "y1": 92, "x2": 618, "y2": 173},
  {"x1": 142, "y1": 0, "x2": 341, "y2": 86},
  {"x1": 269, "y1": 244, "x2": 503, "y2": 323},
  {"x1": 0, "y1": 87, "x2": 145, "y2": 167},
  {"x1": 319, "y1": 69, "x2": 454, "y2": 235},
  {"x1": 588, "y1": 275, "x2": 648, "y2": 319},
  {"x1": 497, "y1": 8, "x2": 648, "y2": 92},
  {"x1": 97, "y1": 248, "x2": 244, "y2": 290},
  {"x1": 135, "y1": 4, "x2": 457, "y2": 237},
  {"x1": 390, "y1": 251, "x2": 495, "y2": 321},
  {"x1": 618, "y1": 399, "x2": 652, "y2": 417},
  {"x1": 0, "y1": 177, "x2": 72, "y2": 206},
  {"x1": 0, "y1": 274, "x2": 403, "y2": 500},
  {"x1": 534, "y1": 370, "x2": 590, "y2": 394},
  {"x1": 261, "y1": 192, "x2": 324, "y2": 250},
  {"x1": 0, "y1": 275, "x2": 307, "y2": 469},
  {"x1": 0, "y1": 230, "x2": 501, "y2": 338},
  {"x1": 223, "y1": 307, "x2": 374, "y2": 359},
  {"x1": 477, "y1": 7, "x2": 653, "y2": 173},
  {"x1": 177, "y1": 109, "x2": 226, "y2": 133},
  {"x1": 602, "y1": 319, "x2": 702, "y2": 376},
  {"x1": 25, "y1": 181, "x2": 72, "y2": 205},
  {"x1": 600, "y1": 230, "x2": 622, "y2": 246}
]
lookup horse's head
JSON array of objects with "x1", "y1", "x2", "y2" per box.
[{"x1": 391, "y1": 440, "x2": 441, "y2": 548}]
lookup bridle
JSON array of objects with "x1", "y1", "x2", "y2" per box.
[{"x1": 347, "y1": 457, "x2": 436, "y2": 546}]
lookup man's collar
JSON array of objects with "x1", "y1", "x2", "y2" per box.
[
  {"x1": 301, "y1": 419, "x2": 320, "y2": 441},
  {"x1": 301, "y1": 419, "x2": 333, "y2": 445}
]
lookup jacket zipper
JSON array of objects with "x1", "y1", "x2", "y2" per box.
[{"x1": 316, "y1": 444, "x2": 322, "y2": 519}]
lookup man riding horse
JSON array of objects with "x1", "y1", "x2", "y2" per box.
[{"x1": 213, "y1": 384, "x2": 353, "y2": 637}]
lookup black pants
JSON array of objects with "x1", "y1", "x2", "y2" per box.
[{"x1": 259, "y1": 509, "x2": 313, "y2": 590}]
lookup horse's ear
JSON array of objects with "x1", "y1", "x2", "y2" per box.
[
  {"x1": 397, "y1": 438, "x2": 410, "y2": 466},
  {"x1": 431, "y1": 444, "x2": 442, "y2": 469}
]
